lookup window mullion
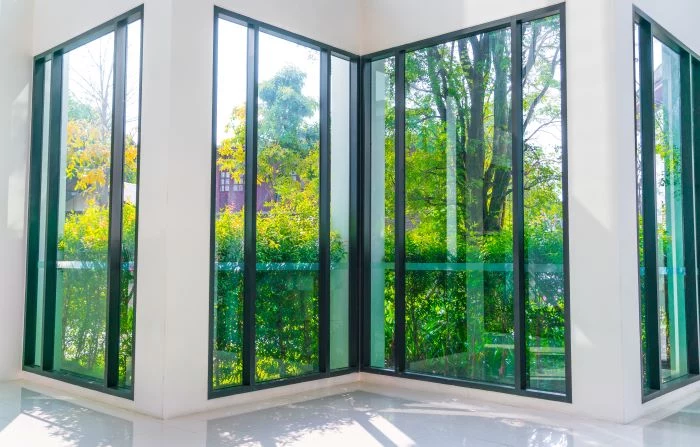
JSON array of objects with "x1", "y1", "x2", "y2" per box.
[
  {"x1": 680, "y1": 51, "x2": 699, "y2": 376},
  {"x1": 106, "y1": 20, "x2": 128, "y2": 388},
  {"x1": 511, "y1": 18, "x2": 527, "y2": 392},
  {"x1": 24, "y1": 60, "x2": 47, "y2": 367},
  {"x1": 243, "y1": 24, "x2": 259, "y2": 387},
  {"x1": 42, "y1": 52, "x2": 64, "y2": 372},
  {"x1": 639, "y1": 18, "x2": 662, "y2": 392},
  {"x1": 395, "y1": 50, "x2": 406, "y2": 374},
  {"x1": 319, "y1": 49, "x2": 331, "y2": 374}
]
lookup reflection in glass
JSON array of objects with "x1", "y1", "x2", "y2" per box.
[
  {"x1": 653, "y1": 38, "x2": 688, "y2": 383},
  {"x1": 212, "y1": 18, "x2": 247, "y2": 389},
  {"x1": 330, "y1": 55, "x2": 351, "y2": 370},
  {"x1": 634, "y1": 24, "x2": 650, "y2": 392},
  {"x1": 118, "y1": 19, "x2": 142, "y2": 389},
  {"x1": 370, "y1": 57, "x2": 396, "y2": 369},
  {"x1": 33, "y1": 59, "x2": 52, "y2": 368},
  {"x1": 255, "y1": 31, "x2": 321, "y2": 382},
  {"x1": 54, "y1": 32, "x2": 115, "y2": 380},
  {"x1": 403, "y1": 29, "x2": 514, "y2": 384},
  {"x1": 522, "y1": 16, "x2": 566, "y2": 393}
]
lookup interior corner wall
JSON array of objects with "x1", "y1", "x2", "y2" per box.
[
  {"x1": 609, "y1": 0, "x2": 700, "y2": 423},
  {"x1": 359, "y1": 0, "x2": 561, "y2": 54},
  {"x1": 0, "y1": 0, "x2": 34, "y2": 381},
  {"x1": 28, "y1": 0, "x2": 172, "y2": 418},
  {"x1": 25, "y1": 0, "x2": 362, "y2": 419},
  {"x1": 159, "y1": 0, "x2": 361, "y2": 418},
  {"x1": 213, "y1": 0, "x2": 362, "y2": 54}
]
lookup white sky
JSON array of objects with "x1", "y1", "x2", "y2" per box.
[
  {"x1": 216, "y1": 18, "x2": 320, "y2": 144},
  {"x1": 64, "y1": 20, "x2": 142, "y2": 144}
]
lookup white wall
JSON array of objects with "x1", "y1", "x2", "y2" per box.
[
  {"x1": 158, "y1": 0, "x2": 362, "y2": 418},
  {"x1": 566, "y1": 0, "x2": 632, "y2": 422},
  {"x1": 26, "y1": 0, "x2": 362, "y2": 419},
  {"x1": 360, "y1": 0, "x2": 560, "y2": 54},
  {"x1": 15, "y1": 0, "x2": 700, "y2": 424},
  {"x1": 215, "y1": 0, "x2": 362, "y2": 54},
  {"x1": 0, "y1": 0, "x2": 34, "y2": 381},
  {"x1": 610, "y1": 0, "x2": 700, "y2": 423}
]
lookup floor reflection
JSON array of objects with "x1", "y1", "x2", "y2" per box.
[
  {"x1": 205, "y1": 391, "x2": 573, "y2": 447},
  {"x1": 0, "y1": 387, "x2": 133, "y2": 446},
  {"x1": 643, "y1": 399, "x2": 700, "y2": 446},
  {"x1": 1, "y1": 381, "x2": 700, "y2": 446}
]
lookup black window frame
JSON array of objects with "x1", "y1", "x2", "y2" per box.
[
  {"x1": 634, "y1": 8, "x2": 700, "y2": 402},
  {"x1": 22, "y1": 5, "x2": 144, "y2": 400},
  {"x1": 208, "y1": 7, "x2": 361, "y2": 399},
  {"x1": 359, "y1": 2, "x2": 572, "y2": 403}
]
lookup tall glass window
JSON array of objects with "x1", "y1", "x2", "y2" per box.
[
  {"x1": 366, "y1": 8, "x2": 568, "y2": 398},
  {"x1": 210, "y1": 9, "x2": 355, "y2": 395},
  {"x1": 119, "y1": 18, "x2": 142, "y2": 389},
  {"x1": 403, "y1": 29, "x2": 514, "y2": 384},
  {"x1": 54, "y1": 30, "x2": 115, "y2": 380},
  {"x1": 212, "y1": 17, "x2": 247, "y2": 390},
  {"x1": 255, "y1": 32, "x2": 321, "y2": 382},
  {"x1": 24, "y1": 9, "x2": 143, "y2": 395},
  {"x1": 369, "y1": 57, "x2": 396, "y2": 369},
  {"x1": 522, "y1": 15, "x2": 566, "y2": 394},
  {"x1": 652, "y1": 39, "x2": 688, "y2": 383},
  {"x1": 635, "y1": 12, "x2": 700, "y2": 398},
  {"x1": 330, "y1": 55, "x2": 351, "y2": 370}
]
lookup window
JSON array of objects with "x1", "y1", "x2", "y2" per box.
[
  {"x1": 368, "y1": 57, "x2": 396, "y2": 370},
  {"x1": 365, "y1": 5, "x2": 569, "y2": 399},
  {"x1": 211, "y1": 8, "x2": 357, "y2": 396},
  {"x1": 23, "y1": 8, "x2": 143, "y2": 396},
  {"x1": 634, "y1": 12, "x2": 700, "y2": 399},
  {"x1": 255, "y1": 30, "x2": 322, "y2": 382}
]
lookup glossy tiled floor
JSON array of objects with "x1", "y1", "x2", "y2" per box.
[{"x1": 1, "y1": 381, "x2": 699, "y2": 446}]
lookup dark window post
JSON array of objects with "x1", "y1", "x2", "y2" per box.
[
  {"x1": 511, "y1": 18, "x2": 526, "y2": 392},
  {"x1": 243, "y1": 24, "x2": 259, "y2": 387},
  {"x1": 395, "y1": 51, "x2": 406, "y2": 374},
  {"x1": 319, "y1": 49, "x2": 331, "y2": 374},
  {"x1": 638, "y1": 18, "x2": 662, "y2": 391},
  {"x1": 106, "y1": 19, "x2": 128, "y2": 388}
]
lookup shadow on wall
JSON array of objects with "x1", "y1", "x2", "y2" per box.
[{"x1": 0, "y1": 0, "x2": 32, "y2": 382}]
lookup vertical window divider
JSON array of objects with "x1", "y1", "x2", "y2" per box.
[
  {"x1": 361, "y1": 58, "x2": 372, "y2": 369},
  {"x1": 680, "y1": 51, "x2": 699, "y2": 376},
  {"x1": 243, "y1": 23, "x2": 259, "y2": 387},
  {"x1": 24, "y1": 60, "x2": 47, "y2": 367},
  {"x1": 395, "y1": 50, "x2": 406, "y2": 374},
  {"x1": 510, "y1": 18, "x2": 527, "y2": 392},
  {"x1": 106, "y1": 19, "x2": 128, "y2": 389},
  {"x1": 559, "y1": 4, "x2": 573, "y2": 400},
  {"x1": 207, "y1": 10, "x2": 220, "y2": 399},
  {"x1": 693, "y1": 57, "x2": 700, "y2": 372},
  {"x1": 638, "y1": 18, "x2": 662, "y2": 392},
  {"x1": 42, "y1": 52, "x2": 65, "y2": 373},
  {"x1": 319, "y1": 49, "x2": 331, "y2": 374},
  {"x1": 349, "y1": 58, "x2": 360, "y2": 369}
]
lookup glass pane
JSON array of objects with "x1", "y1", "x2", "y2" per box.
[
  {"x1": 404, "y1": 29, "x2": 514, "y2": 384},
  {"x1": 634, "y1": 24, "x2": 650, "y2": 393},
  {"x1": 653, "y1": 38, "x2": 688, "y2": 384},
  {"x1": 118, "y1": 19, "x2": 142, "y2": 389},
  {"x1": 213, "y1": 18, "x2": 247, "y2": 389},
  {"x1": 522, "y1": 15, "x2": 566, "y2": 393},
  {"x1": 33, "y1": 59, "x2": 52, "y2": 368},
  {"x1": 370, "y1": 57, "x2": 395, "y2": 369},
  {"x1": 54, "y1": 31, "x2": 115, "y2": 380},
  {"x1": 255, "y1": 31, "x2": 320, "y2": 382},
  {"x1": 330, "y1": 55, "x2": 350, "y2": 370}
]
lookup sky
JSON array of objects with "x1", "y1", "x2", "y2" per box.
[{"x1": 216, "y1": 18, "x2": 320, "y2": 144}]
